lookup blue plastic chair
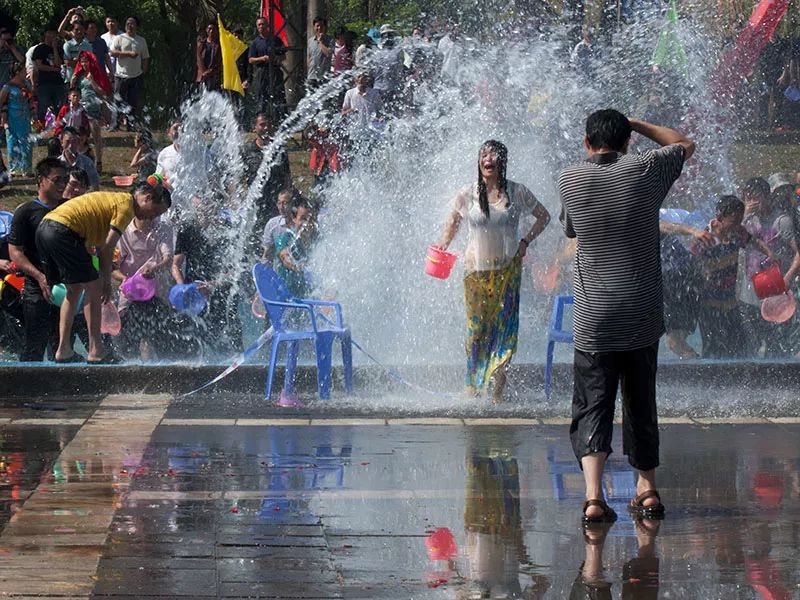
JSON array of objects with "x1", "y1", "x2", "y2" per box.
[
  {"x1": 252, "y1": 263, "x2": 353, "y2": 401},
  {"x1": 545, "y1": 294, "x2": 574, "y2": 398}
]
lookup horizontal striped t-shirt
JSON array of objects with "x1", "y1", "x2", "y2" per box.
[{"x1": 558, "y1": 144, "x2": 686, "y2": 352}]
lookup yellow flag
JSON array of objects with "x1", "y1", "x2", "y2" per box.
[{"x1": 218, "y1": 16, "x2": 248, "y2": 95}]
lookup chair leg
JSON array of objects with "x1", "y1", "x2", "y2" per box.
[
  {"x1": 315, "y1": 334, "x2": 334, "y2": 400},
  {"x1": 545, "y1": 340, "x2": 555, "y2": 398},
  {"x1": 284, "y1": 341, "x2": 299, "y2": 394},
  {"x1": 341, "y1": 333, "x2": 353, "y2": 394},
  {"x1": 266, "y1": 337, "x2": 281, "y2": 400}
]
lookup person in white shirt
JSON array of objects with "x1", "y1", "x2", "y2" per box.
[
  {"x1": 156, "y1": 120, "x2": 180, "y2": 188},
  {"x1": 109, "y1": 16, "x2": 149, "y2": 125},
  {"x1": 341, "y1": 73, "x2": 381, "y2": 130}
]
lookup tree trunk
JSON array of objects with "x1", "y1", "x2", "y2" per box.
[
  {"x1": 368, "y1": 0, "x2": 380, "y2": 22},
  {"x1": 282, "y1": 0, "x2": 306, "y2": 106}
]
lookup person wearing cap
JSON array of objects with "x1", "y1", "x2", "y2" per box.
[
  {"x1": 372, "y1": 24, "x2": 405, "y2": 111},
  {"x1": 36, "y1": 181, "x2": 171, "y2": 363},
  {"x1": 306, "y1": 17, "x2": 333, "y2": 92}
]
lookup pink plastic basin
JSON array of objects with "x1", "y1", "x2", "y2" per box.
[
  {"x1": 425, "y1": 246, "x2": 458, "y2": 279},
  {"x1": 120, "y1": 272, "x2": 156, "y2": 302}
]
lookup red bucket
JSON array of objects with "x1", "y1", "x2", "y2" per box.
[
  {"x1": 425, "y1": 246, "x2": 458, "y2": 279},
  {"x1": 752, "y1": 264, "x2": 787, "y2": 299},
  {"x1": 425, "y1": 527, "x2": 457, "y2": 561}
]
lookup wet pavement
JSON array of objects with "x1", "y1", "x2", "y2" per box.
[{"x1": 1, "y1": 395, "x2": 799, "y2": 598}]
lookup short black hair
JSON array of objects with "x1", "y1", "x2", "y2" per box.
[
  {"x1": 67, "y1": 167, "x2": 89, "y2": 188},
  {"x1": 47, "y1": 137, "x2": 63, "y2": 157},
  {"x1": 288, "y1": 193, "x2": 311, "y2": 217},
  {"x1": 126, "y1": 16, "x2": 140, "y2": 27},
  {"x1": 716, "y1": 195, "x2": 744, "y2": 218},
  {"x1": 313, "y1": 17, "x2": 327, "y2": 27},
  {"x1": 60, "y1": 126, "x2": 80, "y2": 138},
  {"x1": 132, "y1": 180, "x2": 172, "y2": 208},
  {"x1": 72, "y1": 19, "x2": 86, "y2": 30},
  {"x1": 585, "y1": 109, "x2": 632, "y2": 152},
  {"x1": 233, "y1": 28, "x2": 244, "y2": 36},
  {"x1": 741, "y1": 177, "x2": 770, "y2": 200},
  {"x1": 85, "y1": 19, "x2": 99, "y2": 28},
  {"x1": 36, "y1": 157, "x2": 66, "y2": 180}
]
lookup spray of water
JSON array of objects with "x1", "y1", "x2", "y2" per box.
[{"x1": 165, "y1": 10, "x2": 738, "y2": 375}]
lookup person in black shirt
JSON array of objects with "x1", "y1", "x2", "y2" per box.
[
  {"x1": 172, "y1": 197, "x2": 243, "y2": 355},
  {"x1": 248, "y1": 17, "x2": 286, "y2": 123},
  {"x1": 31, "y1": 30, "x2": 65, "y2": 122},
  {"x1": 243, "y1": 112, "x2": 292, "y2": 248},
  {"x1": 7, "y1": 158, "x2": 67, "y2": 360}
]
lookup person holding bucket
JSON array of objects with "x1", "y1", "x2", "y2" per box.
[
  {"x1": 434, "y1": 140, "x2": 550, "y2": 403},
  {"x1": 36, "y1": 179, "x2": 171, "y2": 363},
  {"x1": 691, "y1": 195, "x2": 776, "y2": 359},
  {"x1": 112, "y1": 213, "x2": 174, "y2": 359}
]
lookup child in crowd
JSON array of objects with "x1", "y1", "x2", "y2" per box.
[
  {"x1": 262, "y1": 189, "x2": 292, "y2": 264},
  {"x1": 53, "y1": 88, "x2": 91, "y2": 138},
  {"x1": 274, "y1": 195, "x2": 315, "y2": 298},
  {"x1": 130, "y1": 129, "x2": 158, "y2": 181},
  {"x1": 692, "y1": 195, "x2": 775, "y2": 358}
]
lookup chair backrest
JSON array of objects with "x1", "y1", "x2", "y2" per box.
[
  {"x1": 0, "y1": 211, "x2": 13, "y2": 240},
  {"x1": 252, "y1": 263, "x2": 294, "y2": 329}
]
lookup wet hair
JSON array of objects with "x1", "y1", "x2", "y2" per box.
[
  {"x1": 585, "y1": 108, "x2": 632, "y2": 152},
  {"x1": 477, "y1": 140, "x2": 508, "y2": 220},
  {"x1": 715, "y1": 195, "x2": 744, "y2": 219},
  {"x1": 132, "y1": 179, "x2": 172, "y2": 208},
  {"x1": 770, "y1": 184, "x2": 795, "y2": 214},
  {"x1": 35, "y1": 157, "x2": 66, "y2": 180},
  {"x1": 67, "y1": 167, "x2": 89, "y2": 188},
  {"x1": 288, "y1": 194, "x2": 311, "y2": 217},
  {"x1": 741, "y1": 177, "x2": 770, "y2": 200}
]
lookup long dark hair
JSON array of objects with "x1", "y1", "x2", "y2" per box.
[{"x1": 477, "y1": 140, "x2": 508, "y2": 220}]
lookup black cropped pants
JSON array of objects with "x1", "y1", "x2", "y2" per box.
[{"x1": 569, "y1": 342, "x2": 659, "y2": 471}]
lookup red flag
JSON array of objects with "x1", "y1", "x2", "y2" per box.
[{"x1": 260, "y1": 0, "x2": 288, "y2": 45}]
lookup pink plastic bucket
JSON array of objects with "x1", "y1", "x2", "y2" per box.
[
  {"x1": 761, "y1": 292, "x2": 796, "y2": 323},
  {"x1": 424, "y1": 246, "x2": 458, "y2": 279},
  {"x1": 101, "y1": 302, "x2": 122, "y2": 336},
  {"x1": 120, "y1": 272, "x2": 156, "y2": 302},
  {"x1": 752, "y1": 264, "x2": 787, "y2": 299}
]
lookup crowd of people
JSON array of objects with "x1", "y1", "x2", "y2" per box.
[
  {"x1": 0, "y1": 8, "x2": 799, "y2": 376},
  {"x1": 0, "y1": 10, "x2": 479, "y2": 364}
]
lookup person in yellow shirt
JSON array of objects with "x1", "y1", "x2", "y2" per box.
[{"x1": 35, "y1": 180, "x2": 171, "y2": 363}]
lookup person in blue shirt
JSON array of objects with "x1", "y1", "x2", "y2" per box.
[{"x1": 274, "y1": 195, "x2": 314, "y2": 298}]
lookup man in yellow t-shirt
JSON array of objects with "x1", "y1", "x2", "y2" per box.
[{"x1": 36, "y1": 181, "x2": 171, "y2": 363}]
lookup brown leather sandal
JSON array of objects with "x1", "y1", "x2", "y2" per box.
[
  {"x1": 628, "y1": 489, "x2": 665, "y2": 519},
  {"x1": 582, "y1": 498, "x2": 617, "y2": 524}
]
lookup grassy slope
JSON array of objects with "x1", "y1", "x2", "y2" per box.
[{"x1": 2, "y1": 132, "x2": 798, "y2": 213}]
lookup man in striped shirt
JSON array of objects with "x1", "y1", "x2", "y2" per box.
[{"x1": 558, "y1": 109, "x2": 695, "y2": 525}]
